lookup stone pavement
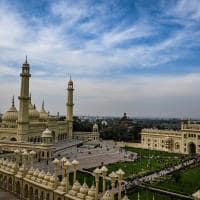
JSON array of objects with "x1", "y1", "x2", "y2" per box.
[{"x1": 0, "y1": 188, "x2": 18, "y2": 200}]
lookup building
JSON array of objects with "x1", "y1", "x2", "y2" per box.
[
  {"x1": 74, "y1": 124, "x2": 100, "y2": 141},
  {"x1": 0, "y1": 151, "x2": 128, "y2": 200},
  {"x1": 0, "y1": 57, "x2": 73, "y2": 143},
  {"x1": 141, "y1": 120, "x2": 200, "y2": 154}
]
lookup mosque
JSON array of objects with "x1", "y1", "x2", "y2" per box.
[
  {"x1": 0, "y1": 58, "x2": 99, "y2": 160},
  {"x1": 0, "y1": 57, "x2": 73, "y2": 143}
]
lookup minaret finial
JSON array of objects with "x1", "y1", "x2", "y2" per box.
[
  {"x1": 12, "y1": 95, "x2": 15, "y2": 107},
  {"x1": 70, "y1": 74, "x2": 71, "y2": 81},
  {"x1": 42, "y1": 99, "x2": 45, "y2": 109},
  {"x1": 25, "y1": 55, "x2": 28, "y2": 64}
]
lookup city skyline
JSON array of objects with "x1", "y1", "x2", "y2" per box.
[{"x1": 0, "y1": 0, "x2": 200, "y2": 118}]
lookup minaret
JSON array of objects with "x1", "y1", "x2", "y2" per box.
[
  {"x1": 17, "y1": 56, "x2": 31, "y2": 141},
  {"x1": 66, "y1": 76, "x2": 74, "y2": 139}
]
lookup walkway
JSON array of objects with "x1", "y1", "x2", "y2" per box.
[{"x1": 139, "y1": 185, "x2": 193, "y2": 199}]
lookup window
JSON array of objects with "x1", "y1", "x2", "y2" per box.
[{"x1": 184, "y1": 134, "x2": 187, "y2": 138}]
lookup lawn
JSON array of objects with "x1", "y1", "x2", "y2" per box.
[
  {"x1": 86, "y1": 147, "x2": 183, "y2": 179},
  {"x1": 151, "y1": 164, "x2": 200, "y2": 195},
  {"x1": 123, "y1": 146, "x2": 183, "y2": 158},
  {"x1": 127, "y1": 188, "x2": 182, "y2": 200}
]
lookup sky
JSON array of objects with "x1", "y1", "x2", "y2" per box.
[{"x1": 0, "y1": 0, "x2": 200, "y2": 118}]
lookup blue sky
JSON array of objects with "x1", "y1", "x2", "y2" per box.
[{"x1": 0, "y1": 0, "x2": 200, "y2": 118}]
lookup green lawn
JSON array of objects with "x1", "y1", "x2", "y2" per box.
[
  {"x1": 127, "y1": 188, "x2": 182, "y2": 200},
  {"x1": 106, "y1": 146, "x2": 183, "y2": 178},
  {"x1": 123, "y1": 146, "x2": 183, "y2": 158},
  {"x1": 86, "y1": 147, "x2": 183, "y2": 179},
  {"x1": 106, "y1": 156, "x2": 180, "y2": 179},
  {"x1": 151, "y1": 165, "x2": 200, "y2": 195}
]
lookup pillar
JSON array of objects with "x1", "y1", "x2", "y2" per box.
[
  {"x1": 109, "y1": 172, "x2": 117, "y2": 200},
  {"x1": 72, "y1": 160, "x2": 79, "y2": 184},
  {"x1": 66, "y1": 77, "x2": 74, "y2": 139},
  {"x1": 17, "y1": 56, "x2": 31, "y2": 142}
]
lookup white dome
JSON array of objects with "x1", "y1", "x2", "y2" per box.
[
  {"x1": 2, "y1": 97, "x2": 18, "y2": 123},
  {"x1": 42, "y1": 128, "x2": 52, "y2": 138},
  {"x1": 39, "y1": 100, "x2": 48, "y2": 121}
]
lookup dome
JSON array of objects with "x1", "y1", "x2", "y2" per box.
[
  {"x1": 42, "y1": 128, "x2": 52, "y2": 138},
  {"x1": 88, "y1": 185, "x2": 96, "y2": 197},
  {"x1": 72, "y1": 181, "x2": 81, "y2": 192},
  {"x1": 80, "y1": 182, "x2": 89, "y2": 194},
  {"x1": 28, "y1": 94, "x2": 39, "y2": 120},
  {"x1": 2, "y1": 96, "x2": 18, "y2": 123},
  {"x1": 101, "y1": 120, "x2": 108, "y2": 126},
  {"x1": 29, "y1": 104, "x2": 39, "y2": 120},
  {"x1": 102, "y1": 190, "x2": 112, "y2": 200},
  {"x1": 39, "y1": 100, "x2": 48, "y2": 121}
]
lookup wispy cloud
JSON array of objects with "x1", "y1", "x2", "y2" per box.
[{"x1": 0, "y1": 0, "x2": 200, "y2": 117}]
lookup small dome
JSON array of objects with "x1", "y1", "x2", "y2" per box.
[
  {"x1": 88, "y1": 185, "x2": 96, "y2": 197},
  {"x1": 80, "y1": 182, "x2": 89, "y2": 194},
  {"x1": 2, "y1": 96, "x2": 18, "y2": 123},
  {"x1": 102, "y1": 190, "x2": 112, "y2": 200},
  {"x1": 29, "y1": 104, "x2": 40, "y2": 120},
  {"x1": 39, "y1": 100, "x2": 48, "y2": 121},
  {"x1": 42, "y1": 128, "x2": 52, "y2": 138},
  {"x1": 101, "y1": 120, "x2": 108, "y2": 126},
  {"x1": 72, "y1": 181, "x2": 81, "y2": 192}
]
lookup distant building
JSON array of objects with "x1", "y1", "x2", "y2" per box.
[{"x1": 141, "y1": 120, "x2": 200, "y2": 154}]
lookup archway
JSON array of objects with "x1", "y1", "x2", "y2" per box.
[
  {"x1": 8, "y1": 177, "x2": 12, "y2": 191},
  {"x1": 10, "y1": 137, "x2": 17, "y2": 141},
  {"x1": 52, "y1": 131, "x2": 55, "y2": 143},
  {"x1": 40, "y1": 191, "x2": 44, "y2": 200},
  {"x1": 24, "y1": 184, "x2": 29, "y2": 198},
  {"x1": 34, "y1": 189, "x2": 39, "y2": 200},
  {"x1": 16, "y1": 181, "x2": 21, "y2": 197},
  {"x1": 29, "y1": 186, "x2": 34, "y2": 200},
  {"x1": 3, "y1": 176, "x2": 7, "y2": 189},
  {"x1": 188, "y1": 142, "x2": 196, "y2": 154}
]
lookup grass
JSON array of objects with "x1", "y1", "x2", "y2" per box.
[
  {"x1": 127, "y1": 188, "x2": 182, "y2": 200},
  {"x1": 123, "y1": 146, "x2": 183, "y2": 158},
  {"x1": 151, "y1": 164, "x2": 200, "y2": 195},
  {"x1": 86, "y1": 147, "x2": 183, "y2": 179}
]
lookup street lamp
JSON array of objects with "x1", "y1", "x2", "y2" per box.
[
  {"x1": 116, "y1": 169, "x2": 125, "y2": 200},
  {"x1": 93, "y1": 167, "x2": 102, "y2": 200},
  {"x1": 109, "y1": 171, "x2": 117, "y2": 200},
  {"x1": 29, "y1": 150, "x2": 36, "y2": 169},
  {"x1": 72, "y1": 159, "x2": 79, "y2": 184},
  {"x1": 101, "y1": 166, "x2": 108, "y2": 194},
  {"x1": 64, "y1": 160, "x2": 72, "y2": 192}
]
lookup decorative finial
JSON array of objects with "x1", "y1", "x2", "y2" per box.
[
  {"x1": 34, "y1": 104, "x2": 36, "y2": 109},
  {"x1": 42, "y1": 99, "x2": 45, "y2": 109},
  {"x1": 70, "y1": 74, "x2": 71, "y2": 81},
  {"x1": 25, "y1": 55, "x2": 28, "y2": 64},
  {"x1": 12, "y1": 95, "x2": 15, "y2": 107}
]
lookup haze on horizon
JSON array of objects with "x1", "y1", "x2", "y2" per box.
[{"x1": 0, "y1": 0, "x2": 200, "y2": 119}]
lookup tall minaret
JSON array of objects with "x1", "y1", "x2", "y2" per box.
[
  {"x1": 17, "y1": 56, "x2": 31, "y2": 142},
  {"x1": 66, "y1": 76, "x2": 74, "y2": 139}
]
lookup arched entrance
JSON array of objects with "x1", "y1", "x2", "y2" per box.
[
  {"x1": 188, "y1": 142, "x2": 196, "y2": 154},
  {"x1": 10, "y1": 137, "x2": 17, "y2": 141}
]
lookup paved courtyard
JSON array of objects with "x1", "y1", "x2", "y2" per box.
[
  {"x1": 33, "y1": 140, "x2": 136, "y2": 173},
  {"x1": 0, "y1": 188, "x2": 18, "y2": 199}
]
